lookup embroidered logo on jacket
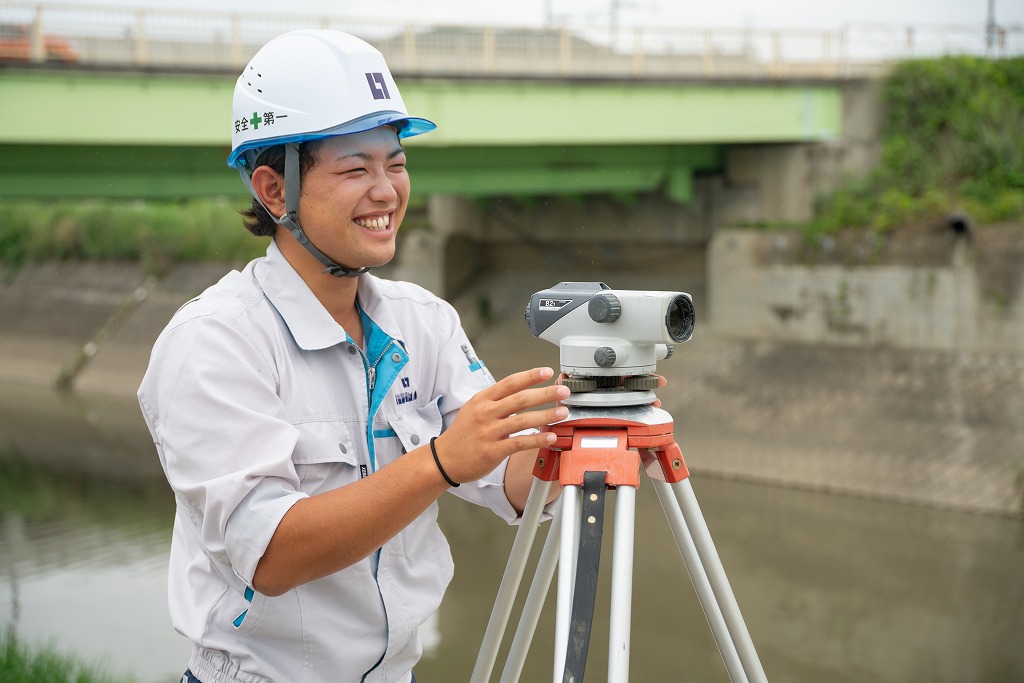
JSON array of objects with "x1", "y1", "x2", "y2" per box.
[{"x1": 395, "y1": 376, "x2": 418, "y2": 405}]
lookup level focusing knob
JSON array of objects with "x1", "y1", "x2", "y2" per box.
[
  {"x1": 594, "y1": 346, "x2": 617, "y2": 367},
  {"x1": 588, "y1": 293, "x2": 621, "y2": 323}
]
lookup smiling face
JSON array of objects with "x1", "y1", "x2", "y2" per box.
[{"x1": 290, "y1": 125, "x2": 410, "y2": 272}]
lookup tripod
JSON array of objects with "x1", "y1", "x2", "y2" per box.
[{"x1": 469, "y1": 401, "x2": 769, "y2": 683}]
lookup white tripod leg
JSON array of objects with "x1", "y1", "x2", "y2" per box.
[
  {"x1": 607, "y1": 485, "x2": 637, "y2": 683},
  {"x1": 553, "y1": 484, "x2": 581, "y2": 683},
  {"x1": 471, "y1": 478, "x2": 554, "y2": 683},
  {"x1": 672, "y1": 479, "x2": 769, "y2": 683},
  {"x1": 499, "y1": 505, "x2": 562, "y2": 683},
  {"x1": 652, "y1": 480, "x2": 748, "y2": 683}
]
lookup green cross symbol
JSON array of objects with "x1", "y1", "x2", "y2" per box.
[{"x1": 249, "y1": 112, "x2": 260, "y2": 130}]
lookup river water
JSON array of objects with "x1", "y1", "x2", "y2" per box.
[{"x1": 1, "y1": 381, "x2": 1022, "y2": 683}]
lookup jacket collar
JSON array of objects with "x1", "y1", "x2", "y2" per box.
[{"x1": 253, "y1": 240, "x2": 405, "y2": 351}]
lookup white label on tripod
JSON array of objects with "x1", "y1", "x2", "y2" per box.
[{"x1": 580, "y1": 435, "x2": 618, "y2": 449}]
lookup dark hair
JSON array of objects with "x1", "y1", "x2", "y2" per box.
[{"x1": 240, "y1": 140, "x2": 324, "y2": 237}]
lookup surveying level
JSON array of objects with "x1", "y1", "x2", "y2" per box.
[{"x1": 470, "y1": 283, "x2": 768, "y2": 683}]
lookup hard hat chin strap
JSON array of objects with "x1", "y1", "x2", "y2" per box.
[
  {"x1": 238, "y1": 142, "x2": 371, "y2": 278},
  {"x1": 277, "y1": 143, "x2": 371, "y2": 278}
]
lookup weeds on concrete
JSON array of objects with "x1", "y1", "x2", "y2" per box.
[{"x1": 807, "y1": 56, "x2": 1024, "y2": 241}]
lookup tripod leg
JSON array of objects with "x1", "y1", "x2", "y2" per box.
[
  {"x1": 499, "y1": 506, "x2": 562, "y2": 683},
  {"x1": 471, "y1": 478, "x2": 554, "y2": 683},
  {"x1": 607, "y1": 484, "x2": 637, "y2": 683},
  {"x1": 652, "y1": 480, "x2": 748, "y2": 683},
  {"x1": 671, "y1": 479, "x2": 769, "y2": 683},
  {"x1": 554, "y1": 484, "x2": 581, "y2": 683},
  {"x1": 563, "y1": 472, "x2": 608, "y2": 683}
]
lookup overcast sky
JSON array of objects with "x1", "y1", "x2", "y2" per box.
[{"x1": 41, "y1": 0, "x2": 1024, "y2": 30}]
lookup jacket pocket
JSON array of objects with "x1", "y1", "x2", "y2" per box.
[
  {"x1": 292, "y1": 419, "x2": 363, "y2": 494},
  {"x1": 230, "y1": 584, "x2": 268, "y2": 633},
  {"x1": 387, "y1": 396, "x2": 443, "y2": 455}
]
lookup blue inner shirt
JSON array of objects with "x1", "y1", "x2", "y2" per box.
[{"x1": 356, "y1": 303, "x2": 408, "y2": 473}]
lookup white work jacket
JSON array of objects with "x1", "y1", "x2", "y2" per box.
[{"x1": 138, "y1": 240, "x2": 518, "y2": 683}]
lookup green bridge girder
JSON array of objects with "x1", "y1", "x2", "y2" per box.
[{"x1": 0, "y1": 69, "x2": 842, "y2": 202}]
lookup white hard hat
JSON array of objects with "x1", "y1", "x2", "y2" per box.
[
  {"x1": 227, "y1": 29, "x2": 435, "y2": 170},
  {"x1": 226, "y1": 29, "x2": 435, "y2": 278}
]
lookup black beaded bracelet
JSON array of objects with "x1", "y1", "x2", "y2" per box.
[{"x1": 429, "y1": 436, "x2": 460, "y2": 487}]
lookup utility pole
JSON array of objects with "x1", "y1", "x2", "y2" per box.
[
  {"x1": 986, "y1": 0, "x2": 996, "y2": 54},
  {"x1": 610, "y1": 0, "x2": 620, "y2": 47}
]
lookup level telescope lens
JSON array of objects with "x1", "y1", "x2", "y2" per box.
[{"x1": 665, "y1": 295, "x2": 695, "y2": 342}]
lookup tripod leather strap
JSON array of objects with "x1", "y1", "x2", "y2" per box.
[{"x1": 563, "y1": 471, "x2": 607, "y2": 683}]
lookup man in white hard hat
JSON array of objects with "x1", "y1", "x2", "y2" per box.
[{"x1": 138, "y1": 30, "x2": 564, "y2": 683}]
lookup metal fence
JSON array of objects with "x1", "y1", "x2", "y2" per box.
[{"x1": 1, "y1": 2, "x2": 1022, "y2": 79}]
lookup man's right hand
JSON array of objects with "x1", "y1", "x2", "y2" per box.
[{"x1": 431, "y1": 366, "x2": 569, "y2": 485}]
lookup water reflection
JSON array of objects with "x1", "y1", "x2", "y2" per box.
[
  {"x1": 427, "y1": 478, "x2": 1024, "y2": 683},
  {"x1": 1, "y1": 381, "x2": 1022, "y2": 683},
  {"x1": 2, "y1": 516, "x2": 189, "y2": 683}
]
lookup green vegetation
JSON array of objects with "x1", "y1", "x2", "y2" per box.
[
  {"x1": 808, "y1": 56, "x2": 1024, "y2": 239},
  {"x1": 0, "y1": 197, "x2": 267, "y2": 271},
  {"x1": 1, "y1": 630, "x2": 132, "y2": 683}
]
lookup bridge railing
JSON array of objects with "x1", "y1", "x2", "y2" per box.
[{"x1": 1, "y1": 2, "x2": 1021, "y2": 79}]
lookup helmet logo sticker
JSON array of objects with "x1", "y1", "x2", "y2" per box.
[
  {"x1": 365, "y1": 72, "x2": 391, "y2": 100},
  {"x1": 234, "y1": 111, "x2": 286, "y2": 134}
]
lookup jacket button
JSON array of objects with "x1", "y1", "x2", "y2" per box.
[
  {"x1": 338, "y1": 443, "x2": 348, "y2": 454},
  {"x1": 410, "y1": 434, "x2": 420, "y2": 445},
  {"x1": 392, "y1": 352, "x2": 402, "y2": 362},
  {"x1": 347, "y1": 345, "x2": 357, "y2": 355}
]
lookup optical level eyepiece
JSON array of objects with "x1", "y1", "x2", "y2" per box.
[{"x1": 665, "y1": 294, "x2": 695, "y2": 343}]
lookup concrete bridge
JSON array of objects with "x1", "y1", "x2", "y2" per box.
[
  {"x1": 5, "y1": 6, "x2": 1019, "y2": 248},
  {"x1": 0, "y1": 5, "x2": 911, "y2": 224},
  {"x1": 1, "y1": 64, "x2": 886, "y2": 306},
  {"x1": 1, "y1": 67, "x2": 859, "y2": 212},
  {"x1": 1, "y1": 65, "x2": 885, "y2": 298}
]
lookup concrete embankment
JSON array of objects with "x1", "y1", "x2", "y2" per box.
[{"x1": 0, "y1": 236, "x2": 1022, "y2": 517}]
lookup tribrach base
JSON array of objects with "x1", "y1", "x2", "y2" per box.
[
  {"x1": 469, "y1": 403, "x2": 768, "y2": 683},
  {"x1": 532, "y1": 413, "x2": 689, "y2": 486}
]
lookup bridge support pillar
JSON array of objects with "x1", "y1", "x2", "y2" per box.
[{"x1": 384, "y1": 195, "x2": 484, "y2": 299}]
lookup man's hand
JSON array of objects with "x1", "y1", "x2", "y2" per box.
[
  {"x1": 649, "y1": 373, "x2": 668, "y2": 407},
  {"x1": 432, "y1": 367, "x2": 569, "y2": 485}
]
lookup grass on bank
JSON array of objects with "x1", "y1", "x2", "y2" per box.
[
  {"x1": 1, "y1": 630, "x2": 132, "y2": 683},
  {"x1": 0, "y1": 196, "x2": 268, "y2": 272}
]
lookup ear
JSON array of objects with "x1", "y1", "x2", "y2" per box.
[{"x1": 250, "y1": 166, "x2": 287, "y2": 219}]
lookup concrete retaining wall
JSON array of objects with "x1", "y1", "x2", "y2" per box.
[
  {"x1": 709, "y1": 229, "x2": 1024, "y2": 354},
  {"x1": 1, "y1": 232, "x2": 1022, "y2": 517}
]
